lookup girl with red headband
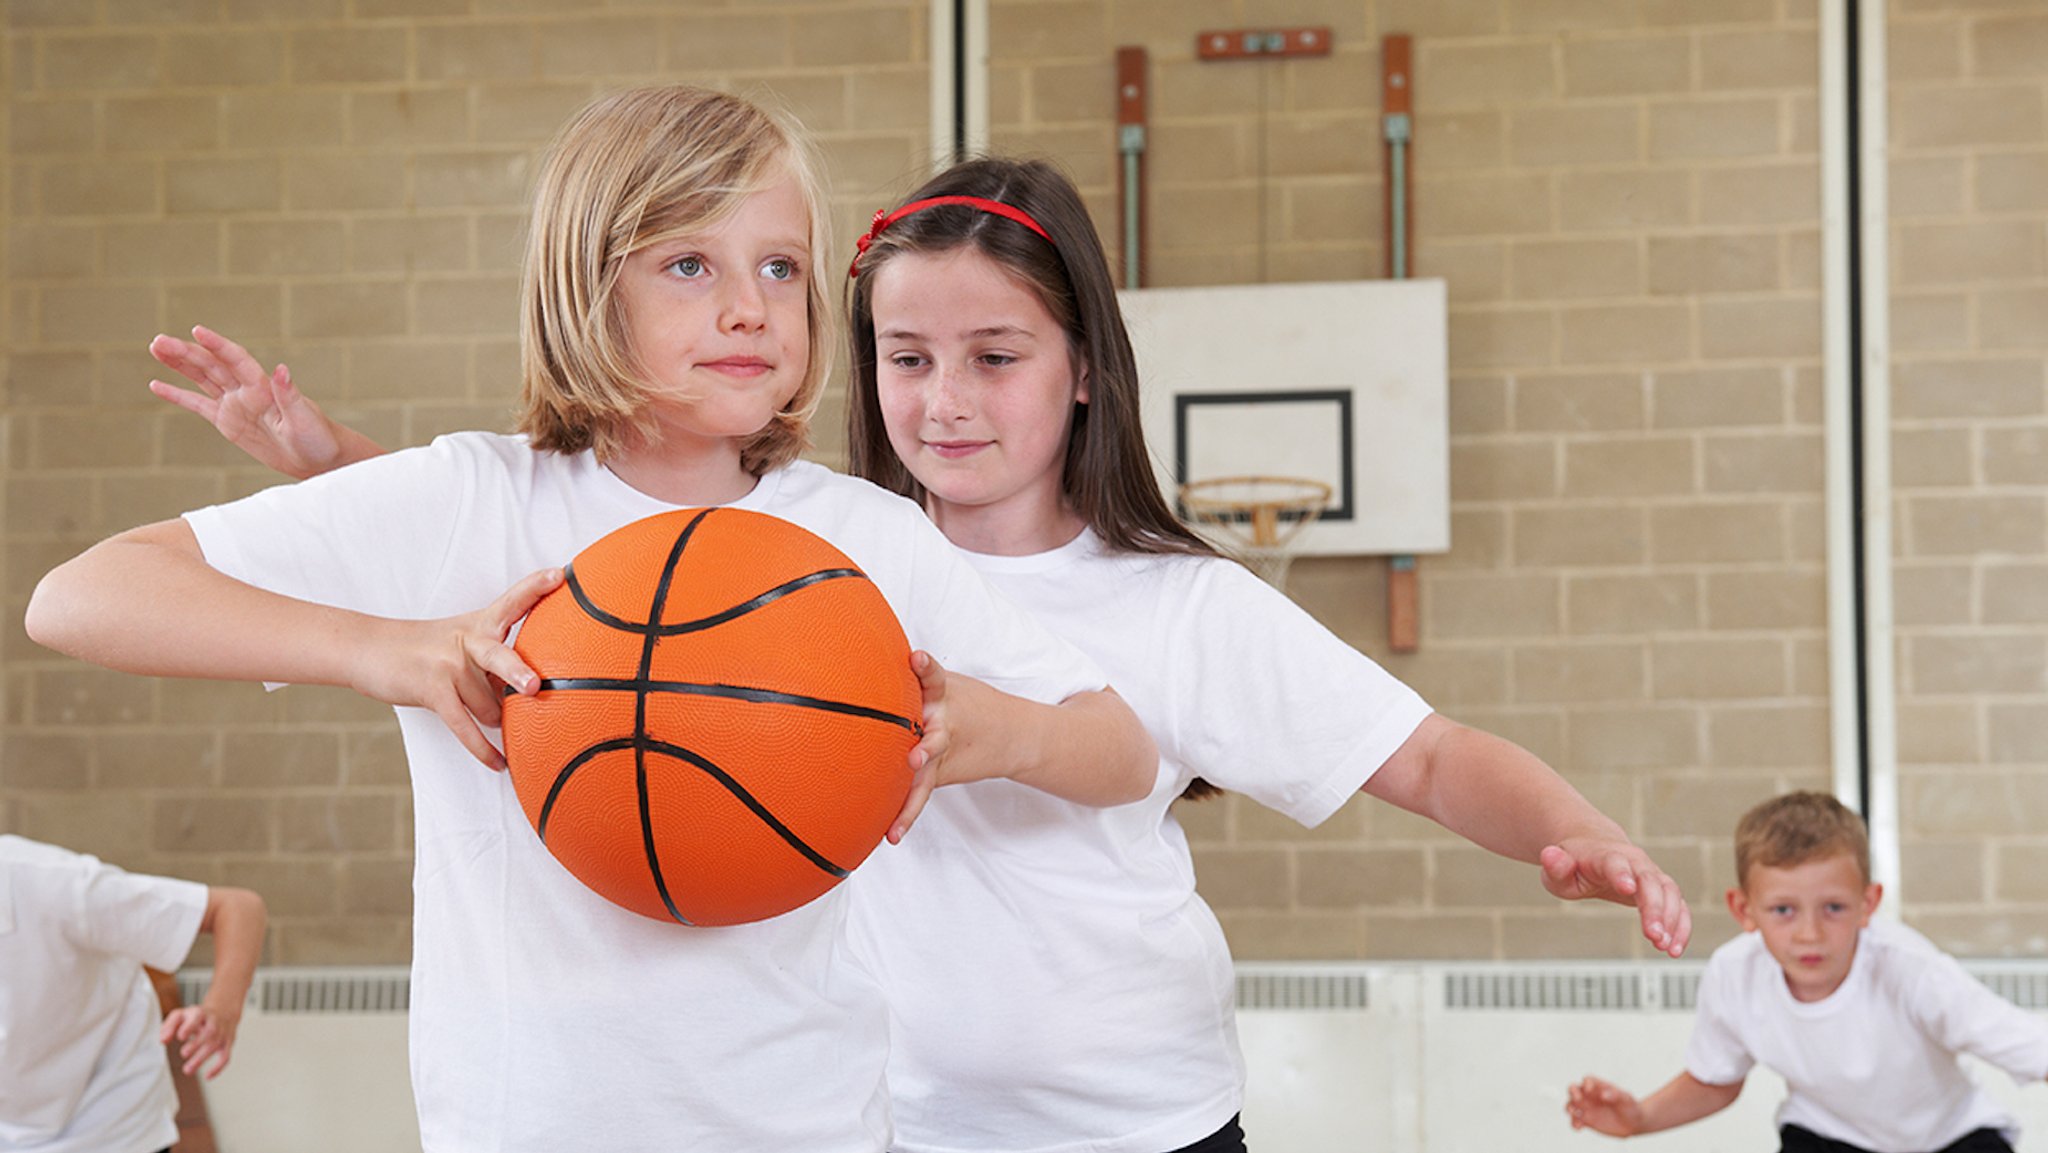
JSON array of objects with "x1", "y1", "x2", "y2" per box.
[{"x1": 148, "y1": 156, "x2": 1690, "y2": 1153}]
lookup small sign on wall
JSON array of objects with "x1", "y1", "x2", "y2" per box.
[{"x1": 1120, "y1": 279, "x2": 1450, "y2": 557}]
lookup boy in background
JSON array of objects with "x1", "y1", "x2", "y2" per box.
[
  {"x1": 0, "y1": 835, "x2": 267, "y2": 1153},
  {"x1": 1566, "y1": 791, "x2": 2048, "y2": 1153}
]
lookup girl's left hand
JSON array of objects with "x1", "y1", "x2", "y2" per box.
[{"x1": 888, "y1": 650, "x2": 1005, "y2": 842}]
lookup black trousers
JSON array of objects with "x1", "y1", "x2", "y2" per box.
[
  {"x1": 892, "y1": 1114, "x2": 1247, "y2": 1153},
  {"x1": 1779, "y1": 1123, "x2": 2014, "y2": 1153},
  {"x1": 1163, "y1": 1114, "x2": 1247, "y2": 1153}
]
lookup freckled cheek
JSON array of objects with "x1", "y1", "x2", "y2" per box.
[{"x1": 876, "y1": 382, "x2": 923, "y2": 446}]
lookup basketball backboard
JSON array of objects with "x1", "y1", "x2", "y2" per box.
[{"x1": 1119, "y1": 279, "x2": 1449, "y2": 557}]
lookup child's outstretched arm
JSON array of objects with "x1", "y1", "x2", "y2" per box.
[
  {"x1": 1365, "y1": 714, "x2": 1692, "y2": 956},
  {"x1": 26, "y1": 518, "x2": 560, "y2": 769},
  {"x1": 149, "y1": 325, "x2": 385, "y2": 479},
  {"x1": 1566, "y1": 1073, "x2": 1742, "y2": 1138},
  {"x1": 160, "y1": 885, "x2": 267, "y2": 1080},
  {"x1": 887, "y1": 650, "x2": 1155, "y2": 840}
]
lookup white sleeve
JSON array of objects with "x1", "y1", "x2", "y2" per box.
[
  {"x1": 893, "y1": 515, "x2": 1106, "y2": 707},
  {"x1": 1165, "y1": 559, "x2": 1432, "y2": 826},
  {"x1": 65, "y1": 856, "x2": 207, "y2": 974},
  {"x1": 1912, "y1": 952, "x2": 2048, "y2": 1085},
  {"x1": 183, "y1": 437, "x2": 479, "y2": 619},
  {"x1": 1683, "y1": 957, "x2": 1757, "y2": 1087}
]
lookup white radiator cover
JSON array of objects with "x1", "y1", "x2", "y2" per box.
[{"x1": 182, "y1": 962, "x2": 2048, "y2": 1153}]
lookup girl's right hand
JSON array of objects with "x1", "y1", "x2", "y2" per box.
[
  {"x1": 148, "y1": 325, "x2": 359, "y2": 480},
  {"x1": 1566, "y1": 1076, "x2": 1644, "y2": 1138},
  {"x1": 353, "y1": 568, "x2": 565, "y2": 771}
]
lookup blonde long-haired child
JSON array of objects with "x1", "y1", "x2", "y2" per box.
[{"x1": 29, "y1": 87, "x2": 1152, "y2": 1153}]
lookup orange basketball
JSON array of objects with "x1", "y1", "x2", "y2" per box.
[{"x1": 501, "y1": 508, "x2": 922, "y2": 926}]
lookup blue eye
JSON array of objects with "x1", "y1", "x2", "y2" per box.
[
  {"x1": 762, "y1": 257, "x2": 798, "y2": 281},
  {"x1": 668, "y1": 256, "x2": 705, "y2": 277}
]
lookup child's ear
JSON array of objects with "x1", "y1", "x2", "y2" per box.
[
  {"x1": 1725, "y1": 887, "x2": 1758, "y2": 931},
  {"x1": 1861, "y1": 881, "x2": 1884, "y2": 924},
  {"x1": 1074, "y1": 363, "x2": 1090, "y2": 406}
]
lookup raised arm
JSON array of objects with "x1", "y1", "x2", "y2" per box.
[
  {"x1": 1365, "y1": 713, "x2": 1692, "y2": 956},
  {"x1": 160, "y1": 885, "x2": 268, "y2": 1079},
  {"x1": 149, "y1": 325, "x2": 385, "y2": 479},
  {"x1": 887, "y1": 652, "x2": 1155, "y2": 840},
  {"x1": 26, "y1": 518, "x2": 559, "y2": 769},
  {"x1": 1566, "y1": 1072, "x2": 1742, "y2": 1138}
]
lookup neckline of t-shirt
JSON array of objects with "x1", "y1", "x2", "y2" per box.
[
  {"x1": 1771, "y1": 925, "x2": 1872, "y2": 1017},
  {"x1": 592, "y1": 451, "x2": 787, "y2": 517},
  {"x1": 955, "y1": 526, "x2": 1100, "y2": 574}
]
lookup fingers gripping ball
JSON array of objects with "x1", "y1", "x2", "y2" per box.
[{"x1": 501, "y1": 508, "x2": 922, "y2": 926}]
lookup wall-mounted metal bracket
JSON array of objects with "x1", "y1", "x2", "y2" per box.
[{"x1": 1195, "y1": 27, "x2": 1332, "y2": 60}]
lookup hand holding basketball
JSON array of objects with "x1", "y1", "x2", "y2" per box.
[
  {"x1": 347, "y1": 567, "x2": 564, "y2": 771},
  {"x1": 1540, "y1": 840, "x2": 1691, "y2": 958}
]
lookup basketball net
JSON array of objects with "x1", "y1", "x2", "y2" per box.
[{"x1": 1178, "y1": 475, "x2": 1333, "y2": 591}]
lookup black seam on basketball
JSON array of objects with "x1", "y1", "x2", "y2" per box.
[
  {"x1": 639, "y1": 738, "x2": 851, "y2": 878},
  {"x1": 565, "y1": 567, "x2": 869, "y2": 636},
  {"x1": 534, "y1": 734, "x2": 852, "y2": 882},
  {"x1": 635, "y1": 510, "x2": 710, "y2": 924},
  {"x1": 534, "y1": 737, "x2": 698, "y2": 927},
  {"x1": 536, "y1": 736, "x2": 637, "y2": 839},
  {"x1": 538, "y1": 678, "x2": 921, "y2": 734}
]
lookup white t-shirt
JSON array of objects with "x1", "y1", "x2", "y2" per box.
[
  {"x1": 0, "y1": 836, "x2": 206, "y2": 1153},
  {"x1": 1686, "y1": 919, "x2": 2048, "y2": 1152},
  {"x1": 846, "y1": 530, "x2": 1433, "y2": 1153},
  {"x1": 182, "y1": 434, "x2": 1107, "y2": 1153}
]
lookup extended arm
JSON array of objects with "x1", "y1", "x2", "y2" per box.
[
  {"x1": 1365, "y1": 713, "x2": 1691, "y2": 956},
  {"x1": 149, "y1": 326, "x2": 385, "y2": 479},
  {"x1": 1566, "y1": 1073, "x2": 1742, "y2": 1138},
  {"x1": 160, "y1": 885, "x2": 268, "y2": 1079},
  {"x1": 26, "y1": 518, "x2": 559, "y2": 769},
  {"x1": 888, "y1": 653, "x2": 1155, "y2": 839}
]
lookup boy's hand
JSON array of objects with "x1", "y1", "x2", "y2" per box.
[
  {"x1": 160, "y1": 1003, "x2": 238, "y2": 1080},
  {"x1": 1567, "y1": 1076, "x2": 1644, "y2": 1137},
  {"x1": 351, "y1": 568, "x2": 564, "y2": 771},
  {"x1": 1541, "y1": 839, "x2": 1692, "y2": 957},
  {"x1": 148, "y1": 325, "x2": 353, "y2": 480}
]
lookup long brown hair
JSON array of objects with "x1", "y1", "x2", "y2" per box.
[{"x1": 844, "y1": 157, "x2": 1223, "y2": 799}]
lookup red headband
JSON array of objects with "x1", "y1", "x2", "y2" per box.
[{"x1": 847, "y1": 195, "x2": 1054, "y2": 278}]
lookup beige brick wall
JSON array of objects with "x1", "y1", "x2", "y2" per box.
[
  {"x1": 1887, "y1": 0, "x2": 2048, "y2": 956},
  {"x1": 3, "y1": 2, "x2": 2041, "y2": 967}
]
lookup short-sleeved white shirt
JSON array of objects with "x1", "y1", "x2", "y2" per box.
[
  {"x1": 847, "y1": 531, "x2": 1432, "y2": 1153},
  {"x1": 0, "y1": 836, "x2": 206, "y2": 1153},
  {"x1": 1686, "y1": 919, "x2": 2048, "y2": 1152},
  {"x1": 182, "y1": 434, "x2": 1107, "y2": 1153}
]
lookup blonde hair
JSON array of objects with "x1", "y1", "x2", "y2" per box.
[
  {"x1": 1733, "y1": 791, "x2": 1871, "y2": 888},
  {"x1": 516, "y1": 85, "x2": 832, "y2": 473}
]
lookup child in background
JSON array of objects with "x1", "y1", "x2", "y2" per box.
[
  {"x1": 1567, "y1": 791, "x2": 2048, "y2": 1153},
  {"x1": 147, "y1": 155, "x2": 1691, "y2": 1153},
  {"x1": 27, "y1": 87, "x2": 1153, "y2": 1153},
  {"x1": 0, "y1": 835, "x2": 266, "y2": 1153}
]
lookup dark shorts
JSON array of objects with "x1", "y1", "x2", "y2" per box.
[
  {"x1": 1163, "y1": 1114, "x2": 1247, "y2": 1153},
  {"x1": 891, "y1": 1114, "x2": 1248, "y2": 1153},
  {"x1": 1779, "y1": 1123, "x2": 2014, "y2": 1153}
]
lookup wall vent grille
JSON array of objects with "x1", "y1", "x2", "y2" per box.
[
  {"x1": 171, "y1": 961, "x2": 2048, "y2": 1017},
  {"x1": 1443, "y1": 970, "x2": 1642, "y2": 1010},
  {"x1": 1236, "y1": 969, "x2": 1371, "y2": 1011},
  {"x1": 176, "y1": 967, "x2": 411, "y2": 1014}
]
